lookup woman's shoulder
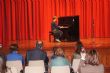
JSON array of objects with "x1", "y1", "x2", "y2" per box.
[{"x1": 54, "y1": 56, "x2": 65, "y2": 59}]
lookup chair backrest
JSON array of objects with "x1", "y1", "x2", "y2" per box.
[
  {"x1": 25, "y1": 66, "x2": 44, "y2": 73},
  {"x1": 51, "y1": 66, "x2": 70, "y2": 73},
  {"x1": 72, "y1": 59, "x2": 81, "y2": 73},
  {"x1": 6, "y1": 60, "x2": 23, "y2": 73},
  {"x1": 6, "y1": 67, "x2": 18, "y2": 73},
  {"x1": 28, "y1": 60, "x2": 45, "y2": 72},
  {"x1": 80, "y1": 64, "x2": 104, "y2": 73},
  {"x1": 28, "y1": 60, "x2": 44, "y2": 67}
]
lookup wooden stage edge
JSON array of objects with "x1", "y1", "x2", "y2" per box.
[
  {"x1": 4, "y1": 38, "x2": 110, "y2": 50},
  {"x1": 44, "y1": 38, "x2": 110, "y2": 49}
]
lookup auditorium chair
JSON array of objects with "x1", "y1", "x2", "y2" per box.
[
  {"x1": 51, "y1": 66, "x2": 70, "y2": 73},
  {"x1": 28, "y1": 60, "x2": 44, "y2": 66},
  {"x1": 28, "y1": 60, "x2": 45, "y2": 72},
  {"x1": 72, "y1": 59, "x2": 81, "y2": 73},
  {"x1": 25, "y1": 66, "x2": 44, "y2": 73},
  {"x1": 6, "y1": 60, "x2": 23, "y2": 73},
  {"x1": 6, "y1": 67, "x2": 18, "y2": 73}
]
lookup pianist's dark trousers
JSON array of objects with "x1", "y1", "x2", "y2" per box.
[{"x1": 53, "y1": 29, "x2": 63, "y2": 40}]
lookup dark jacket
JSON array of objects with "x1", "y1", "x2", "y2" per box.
[
  {"x1": 26, "y1": 47, "x2": 49, "y2": 65},
  {"x1": 51, "y1": 22, "x2": 59, "y2": 31}
]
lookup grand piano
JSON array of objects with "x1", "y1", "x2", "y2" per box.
[{"x1": 58, "y1": 16, "x2": 79, "y2": 42}]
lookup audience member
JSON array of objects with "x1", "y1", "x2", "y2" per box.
[
  {"x1": 79, "y1": 49, "x2": 104, "y2": 73},
  {"x1": 6, "y1": 44, "x2": 24, "y2": 65},
  {"x1": 73, "y1": 41, "x2": 86, "y2": 59},
  {"x1": 26, "y1": 41, "x2": 49, "y2": 72},
  {"x1": 50, "y1": 47, "x2": 69, "y2": 67},
  {"x1": 71, "y1": 41, "x2": 86, "y2": 73}
]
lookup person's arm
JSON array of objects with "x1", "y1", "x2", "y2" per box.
[
  {"x1": 52, "y1": 22, "x2": 60, "y2": 30},
  {"x1": 21, "y1": 55, "x2": 25, "y2": 65},
  {"x1": 44, "y1": 52, "x2": 49, "y2": 64},
  {"x1": 81, "y1": 52, "x2": 86, "y2": 60},
  {"x1": 65, "y1": 58, "x2": 70, "y2": 66}
]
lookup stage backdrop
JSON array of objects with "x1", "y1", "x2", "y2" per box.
[{"x1": 0, "y1": 0, "x2": 110, "y2": 44}]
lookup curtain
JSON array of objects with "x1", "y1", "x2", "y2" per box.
[{"x1": 0, "y1": 0, "x2": 110, "y2": 44}]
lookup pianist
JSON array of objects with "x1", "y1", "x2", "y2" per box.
[{"x1": 51, "y1": 16, "x2": 63, "y2": 42}]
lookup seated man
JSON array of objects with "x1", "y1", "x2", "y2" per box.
[
  {"x1": 6, "y1": 44, "x2": 24, "y2": 65},
  {"x1": 26, "y1": 41, "x2": 49, "y2": 72},
  {"x1": 51, "y1": 16, "x2": 63, "y2": 42}
]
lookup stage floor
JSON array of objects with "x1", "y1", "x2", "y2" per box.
[{"x1": 44, "y1": 38, "x2": 110, "y2": 49}]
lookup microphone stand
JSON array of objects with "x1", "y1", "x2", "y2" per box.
[
  {"x1": 91, "y1": 0, "x2": 96, "y2": 48},
  {"x1": 91, "y1": 19, "x2": 95, "y2": 48}
]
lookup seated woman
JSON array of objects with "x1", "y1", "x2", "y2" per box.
[
  {"x1": 79, "y1": 49, "x2": 104, "y2": 73},
  {"x1": 71, "y1": 41, "x2": 86, "y2": 73},
  {"x1": 50, "y1": 47, "x2": 70, "y2": 67},
  {"x1": 72, "y1": 41, "x2": 86, "y2": 59}
]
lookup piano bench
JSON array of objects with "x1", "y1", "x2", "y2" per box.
[{"x1": 49, "y1": 31, "x2": 55, "y2": 42}]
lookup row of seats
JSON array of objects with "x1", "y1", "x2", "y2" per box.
[{"x1": 5, "y1": 59, "x2": 81, "y2": 73}]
